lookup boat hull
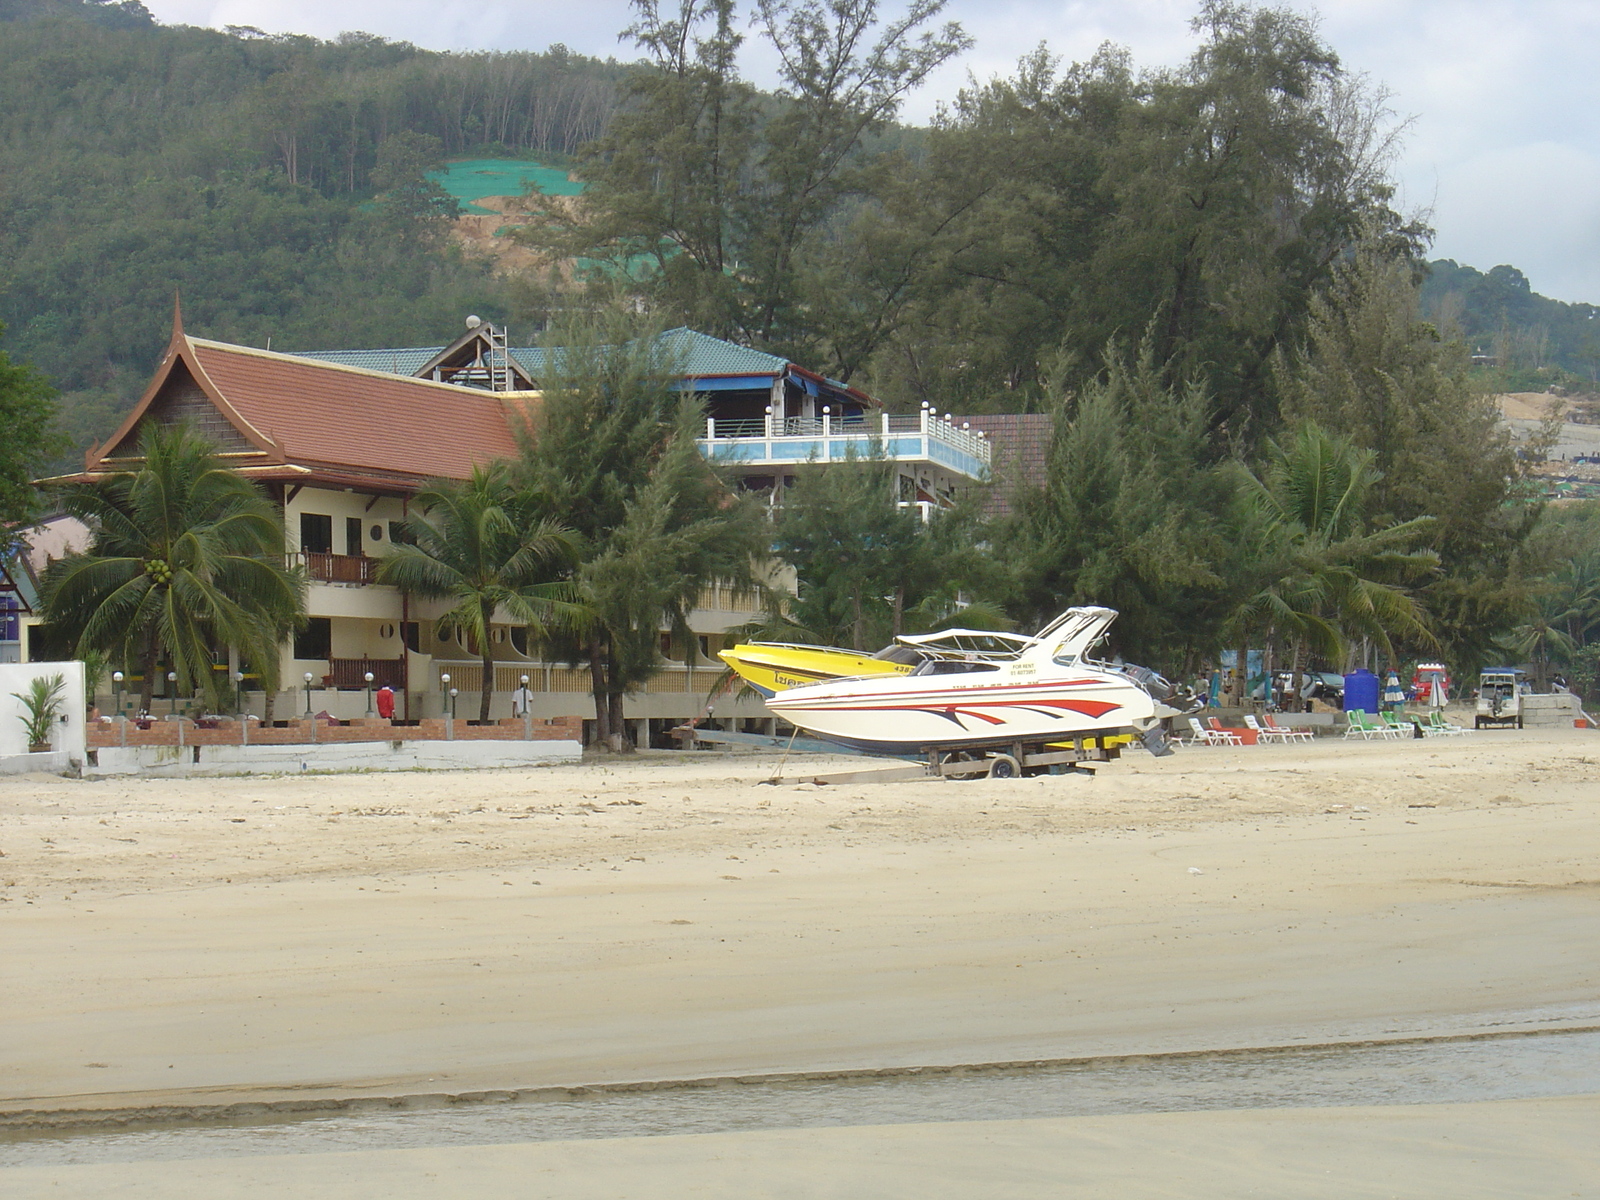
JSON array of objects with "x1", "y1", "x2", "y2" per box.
[
  {"x1": 718, "y1": 644, "x2": 911, "y2": 697},
  {"x1": 766, "y1": 668, "x2": 1157, "y2": 756}
]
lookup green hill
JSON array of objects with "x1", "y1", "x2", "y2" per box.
[
  {"x1": 0, "y1": 10, "x2": 628, "y2": 462},
  {"x1": 1421, "y1": 260, "x2": 1600, "y2": 392}
]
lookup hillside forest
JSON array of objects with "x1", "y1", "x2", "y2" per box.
[{"x1": 4, "y1": 0, "x2": 1600, "y2": 700}]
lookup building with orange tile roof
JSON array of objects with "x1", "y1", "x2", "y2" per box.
[{"x1": 41, "y1": 309, "x2": 991, "y2": 743}]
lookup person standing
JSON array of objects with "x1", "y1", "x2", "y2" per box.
[{"x1": 511, "y1": 681, "x2": 535, "y2": 719}]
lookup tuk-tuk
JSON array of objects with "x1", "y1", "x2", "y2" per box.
[{"x1": 1475, "y1": 668, "x2": 1525, "y2": 729}]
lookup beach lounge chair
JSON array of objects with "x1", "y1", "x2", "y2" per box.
[
  {"x1": 1261, "y1": 712, "x2": 1314, "y2": 743},
  {"x1": 1361, "y1": 710, "x2": 1404, "y2": 740},
  {"x1": 1378, "y1": 711, "x2": 1419, "y2": 739},
  {"x1": 1343, "y1": 710, "x2": 1392, "y2": 740},
  {"x1": 1205, "y1": 716, "x2": 1247, "y2": 746},
  {"x1": 1186, "y1": 716, "x2": 1237, "y2": 746},
  {"x1": 1242, "y1": 713, "x2": 1286, "y2": 743},
  {"x1": 1425, "y1": 710, "x2": 1468, "y2": 736}
]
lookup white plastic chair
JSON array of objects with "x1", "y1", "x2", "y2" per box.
[
  {"x1": 1244, "y1": 714, "x2": 1290, "y2": 744},
  {"x1": 1262, "y1": 712, "x2": 1314, "y2": 743}
]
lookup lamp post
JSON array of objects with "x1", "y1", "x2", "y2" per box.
[
  {"x1": 520, "y1": 674, "x2": 531, "y2": 739},
  {"x1": 449, "y1": 687, "x2": 458, "y2": 721},
  {"x1": 234, "y1": 670, "x2": 246, "y2": 719},
  {"x1": 364, "y1": 670, "x2": 375, "y2": 718},
  {"x1": 166, "y1": 670, "x2": 178, "y2": 718},
  {"x1": 303, "y1": 671, "x2": 314, "y2": 717},
  {"x1": 112, "y1": 670, "x2": 124, "y2": 718}
]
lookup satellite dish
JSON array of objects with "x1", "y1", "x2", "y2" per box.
[{"x1": 465, "y1": 315, "x2": 483, "y2": 329}]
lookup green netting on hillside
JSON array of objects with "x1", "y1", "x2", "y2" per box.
[{"x1": 429, "y1": 159, "x2": 586, "y2": 213}]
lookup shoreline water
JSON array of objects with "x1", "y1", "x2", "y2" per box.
[{"x1": 7, "y1": 1016, "x2": 1600, "y2": 1132}]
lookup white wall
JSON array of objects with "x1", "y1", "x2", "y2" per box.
[
  {"x1": 0, "y1": 660, "x2": 87, "y2": 762},
  {"x1": 87, "y1": 738, "x2": 583, "y2": 777}
]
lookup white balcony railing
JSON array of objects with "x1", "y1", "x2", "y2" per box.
[{"x1": 698, "y1": 404, "x2": 990, "y2": 480}]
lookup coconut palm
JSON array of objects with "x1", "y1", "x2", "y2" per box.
[
  {"x1": 1499, "y1": 594, "x2": 1583, "y2": 693},
  {"x1": 1229, "y1": 423, "x2": 1438, "y2": 699},
  {"x1": 376, "y1": 464, "x2": 579, "y2": 722},
  {"x1": 39, "y1": 424, "x2": 304, "y2": 713}
]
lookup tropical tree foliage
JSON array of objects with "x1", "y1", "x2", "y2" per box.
[
  {"x1": 516, "y1": 312, "x2": 767, "y2": 749},
  {"x1": 376, "y1": 463, "x2": 578, "y2": 721},
  {"x1": 0, "y1": 320, "x2": 60, "y2": 531},
  {"x1": 1226, "y1": 422, "x2": 1438, "y2": 700},
  {"x1": 998, "y1": 343, "x2": 1231, "y2": 670},
  {"x1": 769, "y1": 454, "x2": 992, "y2": 650},
  {"x1": 38, "y1": 424, "x2": 305, "y2": 712},
  {"x1": 1279, "y1": 241, "x2": 1537, "y2": 674},
  {"x1": 533, "y1": 0, "x2": 969, "y2": 367}
]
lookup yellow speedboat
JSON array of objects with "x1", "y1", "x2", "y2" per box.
[
  {"x1": 718, "y1": 642, "x2": 915, "y2": 696},
  {"x1": 720, "y1": 629, "x2": 1036, "y2": 697}
]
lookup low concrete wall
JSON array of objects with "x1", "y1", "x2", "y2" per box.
[
  {"x1": 0, "y1": 750, "x2": 75, "y2": 776},
  {"x1": 87, "y1": 714, "x2": 581, "y2": 749},
  {"x1": 86, "y1": 738, "x2": 583, "y2": 777},
  {"x1": 1521, "y1": 692, "x2": 1585, "y2": 726}
]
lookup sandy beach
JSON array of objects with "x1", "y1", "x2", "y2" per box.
[{"x1": 2, "y1": 729, "x2": 1598, "y2": 1192}]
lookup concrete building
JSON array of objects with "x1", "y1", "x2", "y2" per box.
[{"x1": 41, "y1": 313, "x2": 992, "y2": 745}]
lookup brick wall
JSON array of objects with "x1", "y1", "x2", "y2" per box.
[{"x1": 87, "y1": 715, "x2": 581, "y2": 748}]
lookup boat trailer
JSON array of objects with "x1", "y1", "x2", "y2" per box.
[{"x1": 673, "y1": 725, "x2": 1145, "y2": 784}]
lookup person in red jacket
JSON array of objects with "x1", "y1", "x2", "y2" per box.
[{"x1": 375, "y1": 685, "x2": 396, "y2": 720}]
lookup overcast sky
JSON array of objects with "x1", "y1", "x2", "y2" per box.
[{"x1": 144, "y1": 0, "x2": 1600, "y2": 304}]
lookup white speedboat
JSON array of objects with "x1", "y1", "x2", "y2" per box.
[{"x1": 764, "y1": 607, "x2": 1167, "y2": 756}]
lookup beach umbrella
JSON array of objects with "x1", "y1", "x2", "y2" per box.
[{"x1": 1383, "y1": 671, "x2": 1404, "y2": 708}]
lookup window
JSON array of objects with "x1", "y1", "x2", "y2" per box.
[
  {"x1": 401, "y1": 622, "x2": 421, "y2": 653},
  {"x1": 510, "y1": 627, "x2": 528, "y2": 656},
  {"x1": 388, "y1": 521, "x2": 416, "y2": 546},
  {"x1": 370, "y1": 523, "x2": 384, "y2": 543},
  {"x1": 294, "y1": 617, "x2": 331, "y2": 660},
  {"x1": 345, "y1": 517, "x2": 363, "y2": 557},
  {"x1": 300, "y1": 513, "x2": 332, "y2": 554}
]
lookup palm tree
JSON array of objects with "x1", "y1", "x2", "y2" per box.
[
  {"x1": 40, "y1": 424, "x2": 305, "y2": 713},
  {"x1": 376, "y1": 464, "x2": 578, "y2": 722},
  {"x1": 1230, "y1": 423, "x2": 1438, "y2": 701}
]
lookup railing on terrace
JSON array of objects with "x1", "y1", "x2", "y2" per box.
[
  {"x1": 326, "y1": 657, "x2": 405, "y2": 689},
  {"x1": 298, "y1": 552, "x2": 379, "y2": 585},
  {"x1": 436, "y1": 662, "x2": 730, "y2": 696},
  {"x1": 701, "y1": 403, "x2": 990, "y2": 473}
]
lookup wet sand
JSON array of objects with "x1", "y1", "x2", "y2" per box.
[
  {"x1": 2, "y1": 730, "x2": 1597, "y2": 1190},
  {"x1": 4, "y1": 1097, "x2": 1598, "y2": 1198}
]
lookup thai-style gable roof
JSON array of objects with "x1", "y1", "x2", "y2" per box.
[{"x1": 80, "y1": 316, "x2": 520, "y2": 492}]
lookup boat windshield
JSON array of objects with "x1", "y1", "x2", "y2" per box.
[
  {"x1": 909, "y1": 659, "x2": 1001, "y2": 676},
  {"x1": 870, "y1": 645, "x2": 925, "y2": 665}
]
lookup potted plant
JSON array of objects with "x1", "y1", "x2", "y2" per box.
[{"x1": 12, "y1": 673, "x2": 66, "y2": 754}]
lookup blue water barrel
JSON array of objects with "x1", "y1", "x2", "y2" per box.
[{"x1": 1343, "y1": 668, "x2": 1380, "y2": 714}]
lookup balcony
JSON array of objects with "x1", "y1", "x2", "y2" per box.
[
  {"x1": 298, "y1": 552, "x2": 379, "y2": 585},
  {"x1": 698, "y1": 406, "x2": 991, "y2": 482},
  {"x1": 325, "y1": 657, "x2": 405, "y2": 689}
]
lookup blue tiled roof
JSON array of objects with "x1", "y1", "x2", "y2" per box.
[
  {"x1": 291, "y1": 348, "x2": 441, "y2": 376},
  {"x1": 288, "y1": 329, "x2": 793, "y2": 384},
  {"x1": 656, "y1": 328, "x2": 790, "y2": 377}
]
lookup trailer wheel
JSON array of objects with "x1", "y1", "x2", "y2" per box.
[
  {"x1": 1474, "y1": 717, "x2": 1482, "y2": 729},
  {"x1": 1517, "y1": 716, "x2": 1523, "y2": 729},
  {"x1": 987, "y1": 754, "x2": 1020, "y2": 779}
]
